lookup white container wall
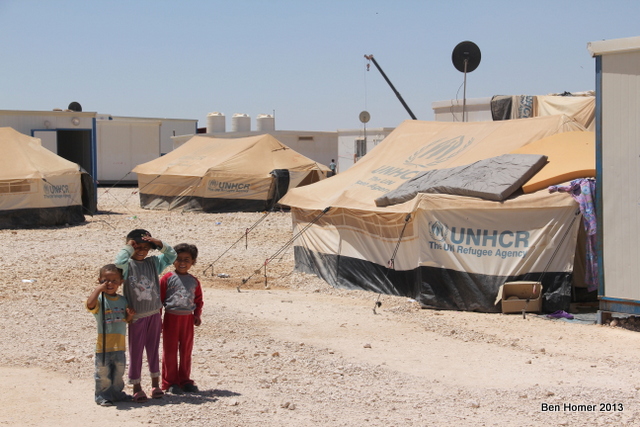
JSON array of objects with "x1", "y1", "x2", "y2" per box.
[
  {"x1": 97, "y1": 120, "x2": 161, "y2": 183},
  {"x1": 588, "y1": 36, "x2": 640, "y2": 315},
  {"x1": 432, "y1": 97, "x2": 493, "y2": 122}
]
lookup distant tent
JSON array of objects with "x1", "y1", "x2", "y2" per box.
[
  {"x1": 133, "y1": 134, "x2": 330, "y2": 212},
  {"x1": 280, "y1": 116, "x2": 588, "y2": 313},
  {"x1": 0, "y1": 127, "x2": 88, "y2": 228}
]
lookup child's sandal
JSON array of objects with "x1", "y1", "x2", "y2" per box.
[
  {"x1": 151, "y1": 387, "x2": 164, "y2": 399},
  {"x1": 133, "y1": 391, "x2": 148, "y2": 403}
]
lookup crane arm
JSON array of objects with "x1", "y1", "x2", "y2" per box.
[{"x1": 364, "y1": 54, "x2": 417, "y2": 120}]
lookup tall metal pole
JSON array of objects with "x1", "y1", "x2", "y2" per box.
[
  {"x1": 463, "y1": 58, "x2": 468, "y2": 122},
  {"x1": 364, "y1": 55, "x2": 417, "y2": 120},
  {"x1": 364, "y1": 122, "x2": 367, "y2": 151}
]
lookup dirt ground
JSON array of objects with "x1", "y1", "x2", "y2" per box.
[{"x1": 1, "y1": 187, "x2": 639, "y2": 426}]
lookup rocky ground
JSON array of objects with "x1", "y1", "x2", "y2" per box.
[{"x1": 1, "y1": 187, "x2": 639, "y2": 426}]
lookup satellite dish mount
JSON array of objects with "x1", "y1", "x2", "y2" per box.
[
  {"x1": 451, "y1": 41, "x2": 481, "y2": 122},
  {"x1": 359, "y1": 110, "x2": 370, "y2": 156}
]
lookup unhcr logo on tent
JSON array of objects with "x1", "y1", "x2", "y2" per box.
[
  {"x1": 207, "y1": 180, "x2": 250, "y2": 193},
  {"x1": 405, "y1": 136, "x2": 474, "y2": 169},
  {"x1": 427, "y1": 220, "x2": 530, "y2": 259},
  {"x1": 43, "y1": 183, "x2": 71, "y2": 199},
  {"x1": 429, "y1": 221, "x2": 448, "y2": 242}
]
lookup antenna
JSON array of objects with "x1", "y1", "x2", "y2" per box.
[{"x1": 451, "y1": 41, "x2": 481, "y2": 122}]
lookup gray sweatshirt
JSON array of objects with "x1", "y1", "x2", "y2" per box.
[{"x1": 115, "y1": 242, "x2": 177, "y2": 321}]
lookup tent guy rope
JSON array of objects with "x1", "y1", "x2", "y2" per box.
[
  {"x1": 373, "y1": 213, "x2": 412, "y2": 314},
  {"x1": 238, "y1": 207, "x2": 331, "y2": 292}
]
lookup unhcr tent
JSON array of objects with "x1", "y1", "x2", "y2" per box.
[
  {"x1": 134, "y1": 134, "x2": 330, "y2": 212},
  {"x1": 280, "y1": 115, "x2": 587, "y2": 313},
  {"x1": 0, "y1": 127, "x2": 87, "y2": 228}
]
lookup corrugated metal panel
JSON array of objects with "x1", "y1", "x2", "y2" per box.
[{"x1": 600, "y1": 49, "x2": 640, "y2": 302}]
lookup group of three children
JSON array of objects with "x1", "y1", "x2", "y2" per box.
[{"x1": 86, "y1": 229, "x2": 203, "y2": 406}]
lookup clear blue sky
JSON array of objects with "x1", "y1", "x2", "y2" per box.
[{"x1": 1, "y1": 0, "x2": 638, "y2": 131}]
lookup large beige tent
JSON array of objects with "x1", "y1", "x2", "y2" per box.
[
  {"x1": 0, "y1": 127, "x2": 87, "y2": 228},
  {"x1": 134, "y1": 134, "x2": 330, "y2": 212},
  {"x1": 280, "y1": 115, "x2": 588, "y2": 312}
]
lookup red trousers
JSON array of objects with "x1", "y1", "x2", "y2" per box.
[{"x1": 162, "y1": 313, "x2": 195, "y2": 390}]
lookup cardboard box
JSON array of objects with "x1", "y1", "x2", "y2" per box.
[{"x1": 495, "y1": 281, "x2": 542, "y2": 314}]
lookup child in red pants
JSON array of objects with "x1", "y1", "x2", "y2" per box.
[{"x1": 160, "y1": 243, "x2": 203, "y2": 394}]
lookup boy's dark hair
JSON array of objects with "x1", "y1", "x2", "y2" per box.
[
  {"x1": 99, "y1": 263, "x2": 123, "y2": 278},
  {"x1": 126, "y1": 229, "x2": 158, "y2": 249},
  {"x1": 174, "y1": 243, "x2": 198, "y2": 262}
]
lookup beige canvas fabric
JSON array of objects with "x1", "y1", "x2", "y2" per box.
[
  {"x1": 280, "y1": 115, "x2": 584, "y2": 213},
  {"x1": 0, "y1": 127, "x2": 80, "y2": 180},
  {"x1": 0, "y1": 127, "x2": 82, "y2": 210},
  {"x1": 133, "y1": 134, "x2": 330, "y2": 208},
  {"x1": 292, "y1": 190, "x2": 578, "y2": 274},
  {"x1": 534, "y1": 95, "x2": 595, "y2": 131}
]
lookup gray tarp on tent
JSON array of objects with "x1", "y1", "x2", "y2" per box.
[{"x1": 375, "y1": 154, "x2": 548, "y2": 207}]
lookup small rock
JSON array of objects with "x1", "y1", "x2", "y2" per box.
[
  {"x1": 610, "y1": 319, "x2": 619, "y2": 327},
  {"x1": 363, "y1": 343, "x2": 372, "y2": 348},
  {"x1": 525, "y1": 360, "x2": 532, "y2": 364},
  {"x1": 281, "y1": 402, "x2": 290, "y2": 409},
  {"x1": 64, "y1": 356, "x2": 75, "y2": 363},
  {"x1": 228, "y1": 399, "x2": 239, "y2": 406},
  {"x1": 467, "y1": 400, "x2": 480, "y2": 408},
  {"x1": 271, "y1": 352, "x2": 280, "y2": 357}
]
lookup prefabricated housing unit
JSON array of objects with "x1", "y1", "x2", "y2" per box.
[
  {"x1": 431, "y1": 97, "x2": 494, "y2": 122},
  {"x1": 0, "y1": 110, "x2": 197, "y2": 184},
  {"x1": 337, "y1": 127, "x2": 395, "y2": 173},
  {"x1": 588, "y1": 36, "x2": 640, "y2": 316}
]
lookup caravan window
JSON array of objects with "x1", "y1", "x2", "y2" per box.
[{"x1": 0, "y1": 179, "x2": 33, "y2": 194}]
